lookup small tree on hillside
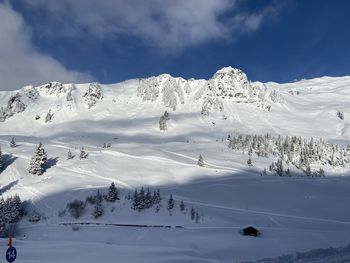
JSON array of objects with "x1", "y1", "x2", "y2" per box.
[
  {"x1": 167, "y1": 194, "x2": 174, "y2": 210},
  {"x1": 92, "y1": 202, "x2": 103, "y2": 218},
  {"x1": 197, "y1": 155, "x2": 205, "y2": 167},
  {"x1": 337, "y1": 110, "x2": 344, "y2": 120},
  {"x1": 9, "y1": 137, "x2": 17, "y2": 148},
  {"x1": 67, "y1": 149, "x2": 74, "y2": 160},
  {"x1": 164, "y1": 110, "x2": 170, "y2": 121},
  {"x1": 190, "y1": 207, "x2": 195, "y2": 221},
  {"x1": 105, "y1": 182, "x2": 119, "y2": 202},
  {"x1": 247, "y1": 157, "x2": 253, "y2": 167},
  {"x1": 80, "y1": 148, "x2": 88, "y2": 159},
  {"x1": 180, "y1": 200, "x2": 185, "y2": 211},
  {"x1": 28, "y1": 142, "x2": 47, "y2": 175}
]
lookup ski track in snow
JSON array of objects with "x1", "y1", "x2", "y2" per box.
[
  {"x1": 162, "y1": 150, "x2": 241, "y2": 172},
  {"x1": 186, "y1": 200, "x2": 350, "y2": 225}
]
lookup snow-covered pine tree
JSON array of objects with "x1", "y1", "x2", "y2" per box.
[
  {"x1": 67, "y1": 149, "x2": 74, "y2": 160},
  {"x1": 9, "y1": 137, "x2": 16, "y2": 148},
  {"x1": 138, "y1": 187, "x2": 145, "y2": 210},
  {"x1": 247, "y1": 157, "x2": 252, "y2": 166},
  {"x1": 337, "y1": 110, "x2": 344, "y2": 120},
  {"x1": 9, "y1": 195, "x2": 23, "y2": 223},
  {"x1": 318, "y1": 168, "x2": 325, "y2": 176},
  {"x1": 105, "y1": 182, "x2": 119, "y2": 202},
  {"x1": 92, "y1": 202, "x2": 103, "y2": 218},
  {"x1": 197, "y1": 154, "x2": 205, "y2": 167},
  {"x1": 180, "y1": 201, "x2": 185, "y2": 211},
  {"x1": 305, "y1": 165, "x2": 312, "y2": 176},
  {"x1": 164, "y1": 110, "x2": 170, "y2": 120},
  {"x1": 28, "y1": 142, "x2": 47, "y2": 175},
  {"x1": 190, "y1": 207, "x2": 195, "y2": 221},
  {"x1": 145, "y1": 188, "x2": 152, "y2": 208},
  {"x1": 276, "y1": 159, "x2": 283, "y2": 176},
  {"x1": 167, "y1": 194, "x2": 174, "y2": 210},
  {"x1": 159, "y1": 115, "x2": 167, "y2": 131},
  {"x1": 132, "y1": 189, "x2": 139, "y2": 210},
  {"x1": 286, "y1": 167, "x2": 290, "y2": 176},
  {"x1": 95, "y1": 190, "x2": 103, "y2": 204},
  {"x1": 80, "y1": 148, "x2": 88, "y2": 159}
]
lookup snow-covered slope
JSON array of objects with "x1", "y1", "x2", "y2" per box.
[{"x1": 0, "y1": 67, "x2": 350, "y2": 262}]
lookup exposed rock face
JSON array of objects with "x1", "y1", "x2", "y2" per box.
[
  {"x1": 0, "y1": 92, "x2": 27, "y2": 122},
  {"x1": 83, "y1": 82, "x2": 103, "y2": 109},
  {"x1": 137, "y1": 77, "x2": 160, "y2": 102},
  {"x1": 38, "y1": 82, "x2": 67, "y2": 96},
  {"x1": 136, "y1": 66, "x2": 270, "y2": 114},
  {"x1": 210, "y1": 67, "x2": 256, "y2": 100}
]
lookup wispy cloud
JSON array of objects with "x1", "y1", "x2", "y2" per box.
[
  {"x1": 0, "y1": 2, "x2": 92, "y2": 91},
  {"x1": 16, "y1": 0, "x2": 281, "y2": 50}
]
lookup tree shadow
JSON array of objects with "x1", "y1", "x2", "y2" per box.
[
  {"x1": 0, "y1": 180, "x2": 18, "y2": 195},
  {"x1": 2, "y1": 154, "x2": 18, "y2": 172},
  {"x1": 45, "y1": 157, "x2": 59, "y2": 170}
]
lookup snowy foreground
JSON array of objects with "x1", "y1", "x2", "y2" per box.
[{"x1": 0, "y1": 67, "x2": 350, "y2": 262}]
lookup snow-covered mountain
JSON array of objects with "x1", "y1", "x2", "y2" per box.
[{"x1": 0, "y1": 67, "x2": 350, "y2": 263}]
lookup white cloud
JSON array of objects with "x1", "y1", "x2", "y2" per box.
[
  {"x1": 0, "y1": 3, "x2": 92, "y2": 91},
  {"x1": 18, "y1": 0, "x2": 279, "y2": 50}
]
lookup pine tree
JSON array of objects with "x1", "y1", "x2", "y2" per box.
[
  {"x1": 105, "y1": 182, "x2": 119, "y2": 202},
  {"x1": 164, "y1": 110, "x2": 170, "y2": 120},
  {"x1": 285, "y1": 167, "x2": 290, "y2": 176},
  {"x1": 92, "y1": 202, "x2": 103, "y2": 218},
  {"x1": 156, "y1": 189, "x2": 161, "y2": 203},
  {"x1": 28, "y1": 142, "x2": 47, "y2": 175},
  {"x1": 10, "y1": 195, "x2": 23, "y2": 223},
  {"x1": 247, "y1": 157, "x2": 252, "y2": 166},
  {"x1": 95, "y1": 190, "x2": 103, "y2": 204},
  {"x1": 197, "y1": 155, "x2": 205, "y2": 167},
  {"x1": 138, "y1": 187, "x2": 145, "y2": 210},
  {"x1": 180, "y1": 201, "x2": 185, "y2": 211},
  {"x1": 145, "y1": 188, "x2": 152, "y2": 208},
  {"x1": 167, "y1": 194, "x2": 174, "y2": 210},
  {"x1": 80, "y1": 148, "x2": 88, "y2": 159},
  {"x1": 67, "y1": 149, "x2": 74, "y2": 160},
  {"x1": 132, "y1": 189, "x2": 139, "y2": 210},
  {"x1": 305, "y1": 165, "x2": 312, "y2": 176},
  {"x1": 318, "y1": 168, "x2": 325, "y2": 176},
  {"x1": 9, "y1": 137, "x2": 16, "y2": 148},
  {"x1": 190, "y1": 207, "x2": 195, "y2": 221}
]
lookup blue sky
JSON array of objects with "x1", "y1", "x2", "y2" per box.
[{"x1": 1, "y1": 0, "x2": 350, "y2": 90}]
